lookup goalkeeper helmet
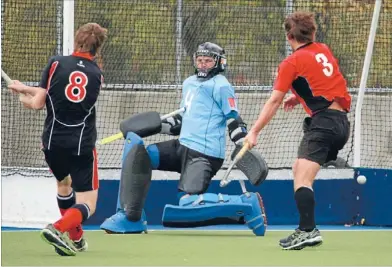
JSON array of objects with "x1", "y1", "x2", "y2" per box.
[{"x1": 193, "y1": 42, "x2": 227, "y2": 78}]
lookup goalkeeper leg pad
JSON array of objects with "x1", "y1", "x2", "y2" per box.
[
  {"x1": 162, "y1": 193, "x2": 251, "y2": 227},
  {"x1": 100, "y1": 133, "x2": 151, "y2": 233},
  {"x1": 162, "y1": 193, "x2": 266, "y2": 236},
  {"x1": 241, "y1": 192, "x2": 267, "y2": 236},
  {"x1": 120, "y1": 143, "x2": 152, "y2": 222}
]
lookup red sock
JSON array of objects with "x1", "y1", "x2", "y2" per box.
[
  {"x1": 59, "y1": 208, "x2": 83, "y2": 241},
  {"x1": 57, "y1": 191, "x2": 84, "y2": 241},
  {"x1": 54, "y1": 204, "x2": 89, "y2": 233},
  {"x1": 54, "y1": 208, "x2": 83, "y2": 233},
  {"x1": 59, "y1": 208, "x2": 67, "y2": 216}
]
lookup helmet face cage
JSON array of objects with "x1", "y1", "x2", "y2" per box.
[{"x1": 193, "y1": 43, "x2": 227, "y2": 78}]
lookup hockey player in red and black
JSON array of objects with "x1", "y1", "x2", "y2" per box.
[
  {"x1": 8, "y1": 23, "x2": 108, "y2": 256},
  {"x1": 245, "y1": 12, "x2": 351, "y2": 250}
]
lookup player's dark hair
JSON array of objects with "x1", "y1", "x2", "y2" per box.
[
  {"x1": 284, "y1": 11, "x2": 317, "y2": 43},
  {"x1": 74, "y1": 23, "x2": 108, "y2": 56}
]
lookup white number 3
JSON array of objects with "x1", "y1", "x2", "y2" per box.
[{"x1": 315, "y1": 53, "x2": 333, "y2": 77}]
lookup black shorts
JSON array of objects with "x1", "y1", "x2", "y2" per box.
[
  {"x1": 298, "y1": 109, "x2": 350, "y2": 166},
  {"x1": 155, "y1": 139, "x2": 224, "y2": 194},
  {"x1": 43, "y1": 148, "x2": 99, "y2": 192}
]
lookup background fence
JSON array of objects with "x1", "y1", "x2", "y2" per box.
[{"x1": 1, "y1": 0, "x2": 391, "y2": 176}]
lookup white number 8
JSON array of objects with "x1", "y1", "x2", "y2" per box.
[{"x1": 315, "y1": 53, "x2": 333, "y2": 77}]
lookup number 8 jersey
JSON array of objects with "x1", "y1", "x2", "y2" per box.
[
  {"x1": 274, "y1": 42, "x2": 352, "y2": 116},
  {"x1": 39, "y1": 52, "x2": 103, "y2": 155}
]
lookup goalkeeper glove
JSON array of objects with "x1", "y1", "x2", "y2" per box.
[{"x1": 160, "y1": 114, "x2": 182, "y2": 136}]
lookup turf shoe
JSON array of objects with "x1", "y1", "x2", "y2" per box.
[
  {"x1": 73, "y1": 236, "x2": 88, "y2": 252},
  {"x1": 279, "y1": 228, "x2": 323, "y2": 250},
  {"x1": 55, "y1": 236, "x2": 88, "y2": 256},
  {"x1": 40, "y1": 224, "x2": 77, "y2": 256}
]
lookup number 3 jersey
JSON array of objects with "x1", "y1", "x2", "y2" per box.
[
  {"x1": 274, "y1": 42, "x2": 352, "y2": 116},
  {"x1": 39, "y1": 52, "x2": 103, "y2": 155}
]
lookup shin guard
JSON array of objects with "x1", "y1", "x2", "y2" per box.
[{"x1": 100, "y1": 132, "x2": 151, "y2": 234}]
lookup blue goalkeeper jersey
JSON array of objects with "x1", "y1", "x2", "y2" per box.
[{"x1": 179, "y1": 74, "x2": 239, "y2": 159}]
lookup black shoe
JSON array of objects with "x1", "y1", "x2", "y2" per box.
[
  {"x1": 54, "y1": 235, "x2": 88, "y2": 255},
  {"x1": 279, "y1": 228, "x2": 323, "y2": 250},
  {"x1": 73, "y1": 237, "x2": 88, "y2": 252},
  {"x1": 40, "y1": 224, "x2": 77, "y2": 256}
]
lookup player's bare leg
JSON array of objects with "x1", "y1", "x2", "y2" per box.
[{"x1": 279, "y1": 158, "x2": 323, "y2": 250}]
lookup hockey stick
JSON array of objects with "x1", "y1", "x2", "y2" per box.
[
  {"x1": 1, "y1": 69, "x2": 13, "y2": 86},
  {"x1": 220, "y1": 142, "x2": 250, "y2": 188},
  {"x1": 238, "y1": 179, "x2": 250, "y2": 197}
]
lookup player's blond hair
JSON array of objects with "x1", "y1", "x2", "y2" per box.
[
  {"x1": 74, "y1": 23, "x2": 108, "y2": 56},
  {"x1": 284, "y1": 11, "x2": 317, "y2": 43}
]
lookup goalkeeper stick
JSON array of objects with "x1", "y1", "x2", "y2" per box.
[
  {"x1": 160, "y1": 107, "x2": 186, "y2": 120},
  {"x1": 1, "y1": 69, "x2": 13, "y2": 86},
  {"x1": 239, "y1": 179, "x2": 250, "y2": 197},
  {"x1": 97, "y1": 107, "x2": 185, "y2": 146},
  {"x1": 220, "y1": 142, "x2": 250, "y2": 188}
]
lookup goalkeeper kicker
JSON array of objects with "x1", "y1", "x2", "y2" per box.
[{"x1": 100, "y1": 42, "x2": 268, "y2": 236}]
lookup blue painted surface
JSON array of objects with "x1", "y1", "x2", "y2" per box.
[
  {"x1": 89, "y1": 168, "x2": 392, "y2": 227},
  {"x1": 2, "y1": 225, "x2": 391, "y2": 232},
  {"x1": 353, "y1": 168, "x2": 392, "y2": 226}
]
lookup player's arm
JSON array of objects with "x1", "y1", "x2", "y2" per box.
[
  {"x1": 8, "y1": 81, "x2": 46, "y2": 110},
  {"x1": 249, "y1": 90, "x2": 286, "y2": 134},
  {"x1": 214, "y1": 83, "x2": 248, "y2": 145},
  {"x1": 9, "y1": 57, "x2": 55, "y2": 110},
  {"x1": 246, "y1": 60, "x2": 296, "y2": 147},
  {"x1": 227, "y1": 114, "x2": 247, "y2": 145},
  {"x1": 283, "y1": 93, "x2": 300, "y2": 112}
]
